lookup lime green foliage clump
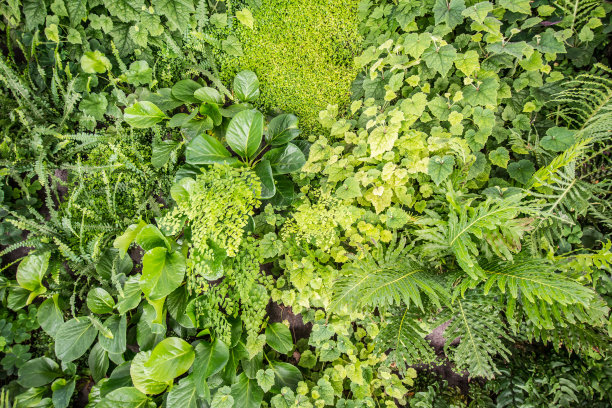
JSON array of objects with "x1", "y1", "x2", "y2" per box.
[{"x1": 226, "y1": 0, "x2": 362, "y2": 132}]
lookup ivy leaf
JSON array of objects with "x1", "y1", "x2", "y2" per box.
[
  {"x1": 454, "y1": 50, "x2": 480, "y2": 76},
  {"x1": 434, "y1": 0, "x2": 466, "y2": 29},
  {"x1": 152, "y1": 0, "x2": 194, "y2": 31},
  {"x1": 124, "y1": 101, "x2": 167, "y2": 128},
  {"x1": 336, "y1": 177, "x2": 362, "y2": 200},
  {"x1": 507, "y1": 159, "x2": 535, "y2": 184},
  {"x1": 236, "y1": 8, "x2": 254, "y2": 29},
  {"x1": 499, "y1": 0, "x2": 531, "y2": 14},
  {"x1": 265, "y1": 323, "x2": 293, "y2": 354},
  {"x1": 422, "y1": 44, "x2": 457, "y2": 76},
  {"x1": 80, "y1": 50, "x2": 112, "y2": 74},
  {"x1": 55, "y1": 318, "x2": 98, "y2": 362},
  {"x1": 67, "y1": 28, "x2": 82, "y2": 44},
  {"x1": 256, "y1": 369, "x2": 275, "y2": 392},
  {"x1": 428, "y1": 155, "x2": 455, "y2": 185},
  {"x1": 462, "y1": 1, "x2": 493, "y2": 24},
  {"x1": 23, "y1": 0, "x2": 46, "y2": 30},
  {"x1": 489, "y1": 147, "x2": 510, "y2": 168},
  {"x1": 79, "y1": 94, "x2": 108, "y2": 121},
  {"x1": 403, "y1": 33, "x2": 431, "y2": 59},
  {"x1": 211, "y1": 386, "x2": 234, "y2": 408},
  {"x1": 144, "y1": 337, "x2": 195, "y2": 382},
  {"x1": 463, "y1": 77, "x2": 498, "y2": 106},
  {"x1": 126, "y1": 61, "x2": 153, "y2": 86},
  {"x1": 223, "y1": 35, "x2": 244, "y2": 57},
  {"x1": 233, "y1": 70, "x2": 260, "y2": 102},
  {"x1": 140, "y1": 247, "x2": 185, "y2": 300},
  {"x1": 540, "y1": 127, "x2": 575, "y2": 152}
]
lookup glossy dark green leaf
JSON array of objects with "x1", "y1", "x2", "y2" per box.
[
  {"x1": 194, "y1": 87, "x2": 223, "y2": 104},
  {"x1": 135, "y1": 225, "x2": 170, "y2": 251},
  {"x1": 194, "y1": 339, "x2": 230, "y2": 395},
  {"x1": 265, "y1": 323, "x2": 293, "y2": 354},
  {"x1": 97, "y1": 387, "x2": 150, "y2": 408},
  {"x1": 233, "y1": 70, "x2": 260, "y2": 102},
  {"x1": 267, "y1": 114, "x2": 301, "y2": 146},
  {"x1": 152, "y1": 140, "x2": 180, "y2": 168},
  {"x1": 87, "y1": 288, "x2": 115, "y2": 314},
  {"x1": 254, "y1": 159, "x2": 276, "y2": 199},
  {"x1": 200, "y1": 103, "x2": 222, "y2": 126},
  {"x1": 226, "y1": 109, "x2": 263, "y2": 160},
  {"x1": 89, "y1": 342, "x2": 109, "y2": 383},
  {"x1": 55, "y1": 318, "x2": 98, "y2": 362},
  {"x1": 268, "y1": 361, "x2": 303, "y2": 392},
  {"x1": 17, "y1": 357, "x2": 61, "y2": 387},
  {"x1": 263, "y1": 143, "x2": 306, "y2": 175},
  {"x1": 186, "y1": 135, "x2": 236, "y2": 166},
  {"x1": 37, "y1": 295, "x2": 64, "y2": 336},
  {"x1": 269, "y1": 176, "x2": 295, "y2": 206},
  {"x1": 171, "y1": 79, "x2": 201, "y2": 103},
  {"x1": 167, "y1": 376, "x2": 198, "y2": 408}
]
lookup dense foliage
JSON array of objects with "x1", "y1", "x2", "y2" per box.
[{"x1": 1, "y1": 0, "x2": 611, "y2": 407}]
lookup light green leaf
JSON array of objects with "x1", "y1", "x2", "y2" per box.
[
  {"x1": 144, "y1": 337, "x2": 195, "y2": 382},
  {"x1": 67, "y1": 28, "x2": 82, "y2": 44},
  {"x1": 17, "y1": 252, "x2": 50, "y2": 293},
  {"x1": 135, "y1": 224, "x2": 170, "y2": 251},
  {"x1": 116, "y1": 275, "x2": 143, "y2": 314},
  {"x1": 114, "y1": 221, "x2": 146, "y2": 258},
  {"x1": 223, "y1": 35, "x2": 244, "y2": 57},
  {"x1": 463, "y1": 77, "x2": 498, "y2": 106},
  {"x1": 130, "y1": 351, "x2": 168, "y2": 395},
  {"x1": 265, "y1": 323, "x2": 293, "y2": 354},
  {"x1": 434, "y1": 0, "x2": 466, "y2": 29},
  {"x1": 233, "y1": 71, "x2": 260, "y2": 102},
  {"x1": 236, "y1": 8, "x2": 254, "y2": 29},
  {"x1": 171, "y1": 79, "x2": 201, "y2": 103},
  {"x1": 126, "y1": 61, "x2": 153, "y2": 86},
  {"x1": 368, "y1": 126, "x2": 397, "y2": 157},
  {"x1": 489, "y1": 147, "x2": 510, "y2": 168},
  {"x1": 55, "y1": 318, "x2": 98, "y2": 362},
  {"x1": 454, "y1": 50, "x2": 480, "y2": 76},
  {"x1": 79, "y1": 94, "x2": 107, "y2": 121},
  {"x1": 226, "y1": 109, "x2": 264, "y2": 160},
  {"x1": 499, "y1": 0, "x2": 531, "y2": 14},
  {"x1": 428, "y1": 155, "x2": 455, "y2": 185},
  {"x1": 211, "y1": 386, "x2": 234, "y2": 408},
  {"x1": 194, "y1": 87, "x2": 223, "y2": 104},
  {"x1": 124, "y1": 101, "x2": 167, "y2": 128},
  {"x1": 422, "y1": 44, "x2": 457, "y2": 76},
  {"x1": 80, "y1": 50, "x2": 112, "y2": 74},
  {"x1": 87, "y1": 288, "x2": 115, "y2": 314},
  {"x1": 97, "y1": 387, "x2": 150, "y2": 408},
  {"x1": 462, "y1": 1, "x2": 493, "y2": 24},
  {"x1": 37, "y1": 296, "x2": 64, "y2": 337},
  {"x1": 140, "y1": 247, "x2": 186, "y2": 300},
  {"x1": 256, "y1": 369, "x2": 275, "y2": 392},
  {"x1": 336, "y1": 177, "x2": 362, "y2": 200},
  {"x1": 403, "y1": 33, "x2": 431, "y2": 59}
]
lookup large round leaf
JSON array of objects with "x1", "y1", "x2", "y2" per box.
[
  {"x1": 185, "y1": 135, "x2": 236, "y2": 166},
  {"x1": 193, "y1": 339, "x2": 229, "y2": 387},
  {"x1": 265, "y1": 323, "x2": 293, "y2": 354},
  {"x1": 140, "y1": 247, "x2": 186, "y2": 300},
  {"x1": 87, "y1": 288, "x2": 115, "y2": 314},
  {"x1": 194, "y1": 87, "x2": 223, "y2": 104},
  {"x1": 267, "y1": 114, "x2": 301, "y2": 146},
  {"x1": 200, "y1": 103, "x2": 222, "y2": 126},
  {"x1": 263, "y1": 143, "x2": 306, "y2": 175},
  {"x1": 254, "y1": 160, "x2": 276, "y2": 199},
  {"x1": 171, "y1": 79, "x2": 201, "y2": 103},
  {"x1": 135, "y1": 225, "x2": 170, "y2": 251},
  {"x1": 268, "y1": 361, "x2": 303, "y2": 392},
  {"x1": 17, "y1": 252, "x2": 50, "y2": 293},
  {"x1": 17, "y1": 357, "x2": 61, "y2": 387},
  {"x1": 226, "y1": 109, "x2": 263, "y2": 160},
  {"x1": 233, "y1": 70, "x2": 260, "y2": 102},
  {"x1": 55, "y1": 318, "x2": 97, "y2": 362},
  {"x1": 130, "y1": 351, "x2": 168, "y2": 395},
  {"x1": 144, "y1": 337, "x2": 195, "y2": 383},
  {"x1": 97, "y1": 387, "x2": 150, "y2": 408},
  {"x1": 124, "y1": 102, "x2": 166, "y2": 128}
]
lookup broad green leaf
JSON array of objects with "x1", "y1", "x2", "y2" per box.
[
  {"x1": 263, "y1": 143, "x2": 306, "y2": 175},
  {"x1": 167, "y1": 377, "x2": 198, "y2": 408},
  {"x1": 170, "y1": 177, "x2": 197, "y2": 206},
  {"x1": 17, "y1": 252, "x2": 50, "y2": 294},
  {"x1": 116, "y1": 275, "x2": 142, "y2": 314},
  {"x1": 135, "y1": 225, "x2": 170, "y2": 251},
  {"x1": 267, "y1": 114, "x2": 301, "y2": 146},
  {"x1": 152, "y1": 0, "x2": 194, "y2": 31},
  {"x1": 489, "y1": 147, "x2": 510, "y2": 168},
  {"x1": 462, "y1": 1, "x2": 493, "y2": 24},
  {"x1": 199, "y1": 103, "x2": 222, "y2": 126},
  {"x1": 222, "y1": 35, "x2": 244, "y2": 57},
  {"x1": 80, "y1": 50, "x2": 112, "y2": 74},
  {"x1": 144, "y1": 337, "x2": 195, "y2": 382},
  {"x1": 102, "y1": 0, "x2": 142, "y2": 22},
  {"x1": 403, "y1": 33, "x2": 431, "y2": 59},
  {"x1": 126, "y1": 60, "x2": 153, "y2": 85},
  {"x1": 368, "y1": 126, "x2": 397, "y2": 157},
  {"x1": 194, "y1": 339, "x2": 230, "y2": 394},
  {"x1": 182, "y1": 116, "x2": 214, "y2": 138},
  {"x1": 141, "y1": 247, "x2": 186, "y2": 300},
  {"x1": 269, "y1": 176, "x2": 295, "y2": 206},
  {"x1": 434, "y1": 0, "x2": 466, "y2": 29},
  {"x1": 171, "y1": 79, "x2": 201, "y2": 103},
  {"x1": 519, "y1": 50, "x2": 543, "y2": 72},
  {"x1": 236, "y1": 8, "x2": 254, "y2": 29},
  {"x1": 211, "y1": 386, "x2": 234, "y2": 408},
  {"x1": 97, "y1": 387, "x2": 150, "y2": 408},
  {"x1": 254, "y1": 160, "x2": 276, "y2": 199},
  {"x1": 428, "y1": 155, "x2": 455, "y2": 185},
  {"x1": 17, "y1": 357, "x2": 61, "y2": 388},
  {"x1": 268, "y1": 360, "x2": 303, "y2": 392},
  {"x1": 256, "y1": 369, "x2": 275, "y2": 392},
  {"x1": 226, "y1": 109, "x2": 264, "y2": 160},
  {"x1": 55, "y1": 318, "x2": 97, "y2": 362},
  {"x1": 454, "y1": 50, "x2": 480, "y2": 76},
  {"x1": 540, "y1": 127, "x2": 575, "y2": 152},
  {"x1": 79, "y1": 94, "x2": 108, "y2": 120},
  {"x1": 99, "y1": 315, "x2": 127, "y2": 354},
  {"x1": 507, "y1": 159, "x2": 535, "y2": 184},
  {"x1": 124, "y1": 101, "x2": 166, "y2": 128},
  {"x1": 233, "y1": 70, "x2": 260, "y2": 102},
  {"x1": 23, "y1": 0, "x2": 46, "y2": 30},
  {"x1": 51, "y1": 378, "x2": 76, "y2": 408},
  {"x1": 89, "y1": 343, "x2": 109, "y2": 383},
  {"x1": 152, "y1": 140, "x2": 180, "y2": 169},
  {"x1": 230, "y1": 373, "x2": 263, "y2": 408},
  {"x1": 463, "y1": 77, "x2": 499, "y2": 106},
  {"x1": 114, "y1": 221, "x2": 147, "y2": 258},
  {"x1": 422, "y1": 44, "x2": 457, "y2": 76},
  {"x1": 87, "y1": 288, "x2": 115, "y2": 314},
  {"x1": 37, "y1": 295, "x2": 64, "y2": 337},
  {"x1": 336, "y1": 177, "x2": 362, "y2": 200},
  {"x1": 130, "y1": 351, "x2": 168, "y2": 395},
  {"x1": 194, "y1": 87, "x2": 223, "y2": 104},
  {"x1": 265, "y1": 323, "x2": 293, "y2": 354},
  {"x1": 499, "y1": 0, "x2": 531, "y2": 14}
]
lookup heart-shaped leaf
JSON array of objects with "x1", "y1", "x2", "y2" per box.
[{"x1": 140, "y1": 247, "x2": 185, "y2": 301}]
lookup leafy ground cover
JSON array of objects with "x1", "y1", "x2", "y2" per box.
[{"x1": 1, "y1": 0, "x2": 611, "y2": 407}]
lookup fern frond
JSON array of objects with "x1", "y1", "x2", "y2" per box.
[
  {"x1": 330, "y1": 236, "x2": 446, "y2": 312},
  {"x1": 436, "y1": 294, "x2": 512, "y2": 379},
  {"x1": 376, "y1": 308, "x2": 437, "y2": 372}
]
